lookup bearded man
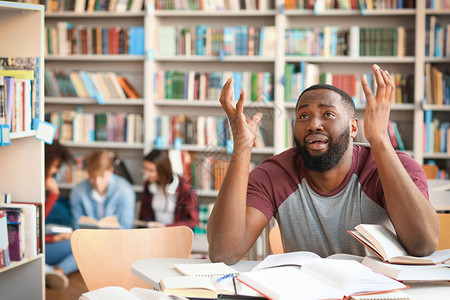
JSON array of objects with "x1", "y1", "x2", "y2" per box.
[{"x1": 207, "y1": 65, "x2": 439, "y2": 264}]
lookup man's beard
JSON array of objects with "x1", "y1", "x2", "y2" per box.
[{"x1": 295, "y1": 127, "x2": 350, "y2": 172}]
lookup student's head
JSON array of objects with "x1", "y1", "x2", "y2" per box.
[
  {"x1": 45, "y1": 140, "x2": 73, "y2": 178},
  {"x1": 85, "y1": 149, "x2": 114, "y2": 194},
  {"x1": 143, "y1": 149, "x2": 173, "y2": 187},
  {"x1": 294, "y1": 84, "x2": 358, "y2": 172}
]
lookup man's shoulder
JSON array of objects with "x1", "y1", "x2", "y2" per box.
[{"x1": 260, "y1": 147, "x2": 298, "y2": 167}]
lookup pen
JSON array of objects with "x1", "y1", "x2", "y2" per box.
[{"x1": 217, "y1": 273, "x2": 234, "y2": 283}]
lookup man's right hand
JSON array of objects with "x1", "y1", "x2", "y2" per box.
[{"x1": 219, "y1": 77, "x2": 263, "y2": 152}]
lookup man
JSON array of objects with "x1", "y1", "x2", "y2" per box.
[
  {"x1": 70, "y1": 149, "x2": 135, "y2": 229},
  {"x1": 207, "y1": 64, "x2": 439, "y2": 264}
]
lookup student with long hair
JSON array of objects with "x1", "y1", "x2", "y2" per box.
[{"x1": 139, "y1": 149, "x2": 199, "y2": 229}]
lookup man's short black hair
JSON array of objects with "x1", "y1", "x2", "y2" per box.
[{"x1": 296, "y1": 84, "x2": 356, "y2": 118}]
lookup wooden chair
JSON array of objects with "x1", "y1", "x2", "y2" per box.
[
  {"x1": 437, "y1": 213, "x2": 450, "y2": 250},
  {"x1": 70, "y1": 226, "x2": 194, "y2": 291},
  {"x1": 269, "y1": 225, "x2": 284, "y2": 254}
]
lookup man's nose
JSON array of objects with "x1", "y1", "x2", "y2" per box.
[{"x1": 307, "y1": 116, "x2": 323, "y2": 132}]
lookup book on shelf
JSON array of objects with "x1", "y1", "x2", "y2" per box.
[
  {"x1": 77, "y1": 215, "x2": 120, "y2": 229},
  {"x1": 236, "y1": 251, "x2": 407, "y2": 300},
  {"x1": 80, "y1": 286, "x2": 189, "y2": 300},
  {"x1": 349, "y1": 224, "x2": 450, "y2": 265},
  {"x1": 0, "y1": 209, "x2": 10, "y2": 268},
  {"x1": 361, "y1": 256, "x2": 450, "y2": 282},
  {"x1": 1, "y1": 203, "x2": 39, "y2": 262}
]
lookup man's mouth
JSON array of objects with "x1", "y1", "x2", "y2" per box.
[{"x1": 305, "y1": 135, "x2": 329, "y2": 150}]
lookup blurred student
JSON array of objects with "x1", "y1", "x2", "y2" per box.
[
  {"x1": 45, "y1": 140, "x2": 77, "y2": 290},
  {"x1": 139, "y1": 149, "x2": 199, "y2": 229},
  {"x1": 70, "y1": 149, "x2": 135, "y2": 229}
]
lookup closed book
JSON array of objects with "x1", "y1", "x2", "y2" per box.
[{"x1": 362, "y1": 256, "x2": 450, "y2": 282}]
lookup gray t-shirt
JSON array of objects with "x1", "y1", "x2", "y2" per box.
[{"x1": 247, "y1": 145, "x2": 429, "y2": 258}]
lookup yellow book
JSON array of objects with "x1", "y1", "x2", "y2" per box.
[{"x1": 0, "y1": 70, "x2": 34, "y2": 80}]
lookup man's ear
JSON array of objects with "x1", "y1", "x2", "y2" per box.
[{"x1": 350, "y1": 118, "x2": 358, "y2": 139}]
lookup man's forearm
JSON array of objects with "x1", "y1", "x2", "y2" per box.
[
  {"x1": 207, "y1": 148, "x2": 253, "y2": 262},
  {"x1": 370, "y1": 139, "x2": 439, "y2": 255}
]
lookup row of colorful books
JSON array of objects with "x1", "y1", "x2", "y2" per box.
[
  {"x1": 425, "y1": 63, "x2": 450, "y2": 106},
  {"x1": 285, "y1": 26, "x2": 354, "y2": 57},
  {"x1": 154, "y1": 70, "x2": 274, "y2": 102},
  {"x1": 424, "y1": 111, "x2": 450, "y2": 154},
  {"x1": 427, "y1": 0, "x2": 450, "y2": 9},
  {"x1": 42, "y1": 0, "x2": 144, "y2": 12},
  {"x1": 284, "y1": 62, "x2": 414, "y2": 106},
  {"x1": 46, "y1": 111, "x2": 143, "y2": 144},
  {"x1": 158, "y1": 25, "x2": 276, "y2": 57},
  {"x1": 155, "y1": 0, "x2": 272, "y2": 10},
  {"x1": 45, "y1": 69, "x2": 140, "y2": 101},
  {"x1": 285, "y1": 0, "x2": 415, "y2": 10},
  {"x1": 46, "y1": 23, "x2": 144, "y2": 56},
  {"x1": 426, "y1": 16, "x2": 450, "y2": 58},
  {"x1": 0, "y1": 202, "x2": 42, "y2": 269},
  {"x1": 0, "y1": 57, "x2": 40, "y2": 133}
]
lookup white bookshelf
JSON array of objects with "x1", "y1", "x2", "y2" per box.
[
  {"x1": 42, "y1": 0, "x2": 449, "y2": 206},
  {"x1": 0, "y1": 1, "x2": 45, "y2": 299}
]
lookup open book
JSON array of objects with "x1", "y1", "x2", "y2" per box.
[
  {"x1": 361, "y1": 256, "x2": 450, "y2": 282},
  {"x1": 349, "y1": 224, "x2": 450, "y2": 264},
  {"x1": 79, "y1": 286, "x2": 189, "y2": 300},
  {"x1": 78, "y1": 215, "x2": 120, "y2": 229},
  {"x1": 160, "y1": 275, "x2": 265, "y2": 299},
  {"x1": 174, "y1": 262, "x2": 240, "y2": 277},
  {"x1": 236, "y1": 251, "x2": 407, "y2": 300}
]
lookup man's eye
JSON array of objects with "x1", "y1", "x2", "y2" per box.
[
  {"x1": 324, "y1": 112, "x2": 335, "y2": 117},
  {"x1": 298, "y1": 114, "x2": 308, "y2": 119}
]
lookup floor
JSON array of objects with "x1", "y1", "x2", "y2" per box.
[{"x1": 46, "y1": 272, "x2": 88, "y2": 300}]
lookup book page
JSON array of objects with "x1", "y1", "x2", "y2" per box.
[
  {"x1": 238, "y1": 266, "x2": 343, "y2": 299},
  {"x1": 362, "y1": 256, "x2": 450, "y2": 281},
  {"x1": 79, "y1": 286, "x2": 141, "y2": 300},
  {"x1": 174, "y1": 262, "x2": 239, "y2": 277},
  {"x1": 301, "y1": 258, "x2": 406, "y2": 296},
  {"x1": 356, "y1": 224, "x2": 408, "y2": 260},
  {"x1": 129, "y1": 287, "x2": 189, "y2": 300},
  {"x1": 251, "y1": 251, "x2": 320, "y2": 271}
]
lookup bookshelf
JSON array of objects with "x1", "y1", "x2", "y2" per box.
[
  {"x1": 0, "y1": 1, "x2": 45, "y2": 299},
  {"x1": 33, "y1": 0, "x2": 448, "y2": 253},
  {"x1": 44, "y1": 9, "x2": 147, "y2": 189}
]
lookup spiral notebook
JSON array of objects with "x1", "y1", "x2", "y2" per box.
[{"x1": 174, "y1": 262, "x2": 239, "y2": 277}]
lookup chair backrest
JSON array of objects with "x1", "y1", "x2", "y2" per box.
[
  {"x1": 269, "y1": 225, "x2": 284, "y2": 254},
  {"x1": 437, "y1": 213, "x2": 450, "y2": 250},
  {"x1": 70, "y1": 226, "x2": 194, "y2": 291}
]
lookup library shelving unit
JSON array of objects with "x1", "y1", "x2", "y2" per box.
[
  {"x1": 419, "y1": 3, "x2": 450, "y2": 176},
  {"x1": 0, "y1": 1, "x2": 45, "y2": 299},
  {"x1": 41, "y1": 0, "x2": 449, "y2": 255},
  {"x1": 44, "y1": 9, "x2": 147, "y2": 191}
]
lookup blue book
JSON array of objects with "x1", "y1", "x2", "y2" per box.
[
  {"x1": 299, "y1": 61, "x2": 306, "y2": 92},
  {"x1": 331, "y1": 26, "x2": 338, "y2": 56},
  {"x1": 101, "y1": 28, "x2": 108, "y2": 55},
  {"x1": 233, "y1": 72, "x2": 242, "y2": 102},
  {"x1": 241, "y1": 26, "x2": 249, "y2": 55},
  {"x1": 424, "y1": 110, "x2": 433, "y2": 153}
]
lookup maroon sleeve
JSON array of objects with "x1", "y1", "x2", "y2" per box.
[
  {"x1": 247, "y1": 166, "x2": 276, "y2": 221},
  {"x1": 358, "y1": 148, "x2": 430, "y2": 209},
  {"x1": 169, "y1": 178, "x2": 199, "y2": 229},
  {"x1": 45, "y1": 191, "x2": 60, "y2": 219}
]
